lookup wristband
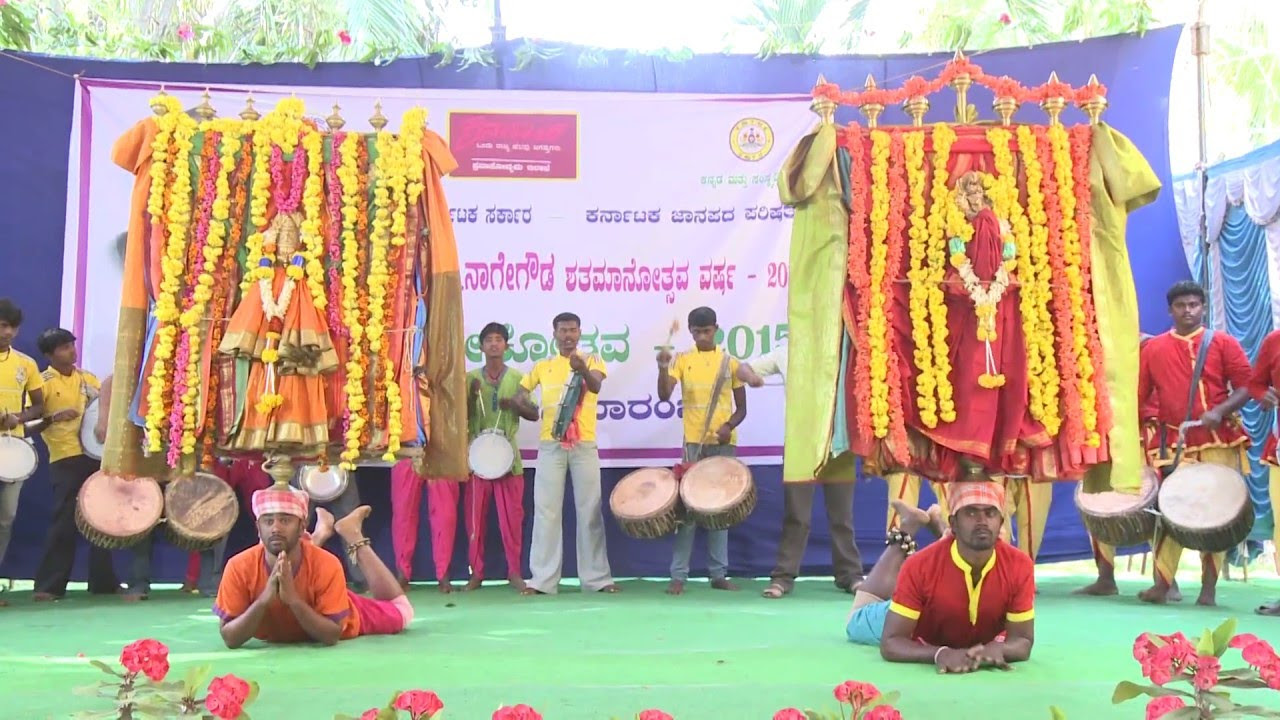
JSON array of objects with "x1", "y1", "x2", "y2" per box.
[{"x1": 934, "y1": 646, "x2": 948, "y2": 664}]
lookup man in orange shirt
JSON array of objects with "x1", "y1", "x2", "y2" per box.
[
  {"x1": 213, "y1": 487, "x2": 413, "y2": 647},
  {"x1": 844, "y1": 479, "x2": 1035, "y2": 672}
]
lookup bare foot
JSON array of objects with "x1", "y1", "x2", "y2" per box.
[
  {"x1": 32, "y1": 592, "x2": 60, "y2": 602},
  {"x1": 396, "y1": 573, "x2": 410, "y2": 592},
  {"x1": 464, "y1": 576, "x2": 484, "y2": 591},
  {"x1": 179, "y1": 582, "x2": 197, "y2": 594},
  {"x1": 711, "y1": 578, "x2": 739, "y2": 591},
  {"x1": 926, "y1": 504, "x2": 947, "y2": 537},
  {"x1": 1072, "y1": 579, "x2": 1119, "y2": 596},
  {"x1": 121, "y1": 593, "x2": 147, "y2": 603},
  {"x1": 890, "y1": 500, "x2": 929, "y2": 535},
  {"x1": 1166, "y1": 585, "x2": 1184, "y2": 603},
  {"x1": 312, "y1": 508, "x2": 336, "y2": 545},
  {"x1": 1138, "y1": 584, "x2": 1170, "y2": 604},
  {"x1": 1197, "y1": 592, "x2": 1216, "y2": 607},
  {"x1": 520, "y1": 587, "x2": 546, "y2": 596},
  {"x1": 333, "y1": 505, "x2": 372, "y2": 544},
  {"x1": 508, "y1": 575, "x2": 528, "y2": 592},
  {"x1": 438, "y1": 582, "x2": 454, "y2": 594},
  {"x1": 595, "y1": 583, "x2": 622, "y2": 593},
  {"x1": 666, "y1": 580, "x2": 685, "y2": 595}
]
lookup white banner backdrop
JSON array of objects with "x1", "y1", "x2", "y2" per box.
[{"x1": 63, "y1": 80, "x2": 815, "y2": 468}]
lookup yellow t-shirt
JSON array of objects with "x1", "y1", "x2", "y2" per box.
[
  {"x1": 0, "y1": 349, "x2": 44, "y2": 438},
  {"x1": 668, "y1": 347, "x2": 743, "y2": 445},
  {"x1": 520, "y1": 354, "x2": 607, "y2": 443},
  {"x1": 41, "y1": 368, "x2": 100, "y2": 462}
]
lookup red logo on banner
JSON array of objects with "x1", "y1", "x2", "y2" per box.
[{"x1": 448, "y1": 112, "x2": 579, "y2": 179}]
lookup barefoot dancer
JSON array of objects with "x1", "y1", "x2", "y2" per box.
[
  {"x1": 1132, "y1": 282, "x2": 1250, "y2": 607},
  {"x1": 845, "y1": 482, "x2": 1035, "y2": 673},
  {"x1": 463, "y1": 323, "x2": 537, "y2": 592},
  {"x1": 214, "y1": 487, "x2": 413, "y2": 647},
  {"x1": 656, "y1": 307, "x2": 746, "y2": 595}
]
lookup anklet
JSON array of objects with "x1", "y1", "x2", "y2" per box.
[
  {"x1": 886, "y1": 529, "x2": 917, "y2": 555},
  {"x1": 345, "y1": 538, "x2": 372, "y2": 565}
]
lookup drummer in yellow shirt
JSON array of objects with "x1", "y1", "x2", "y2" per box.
[
  {"x1": 28, "y1": 328, "x2": 120, "y2": 601},
  {"x1": 0, "y1": 299, "x2": 46, "y2": 606},
  {"x1": 656, "y1": 307, "x2": 747, "y2": 595}
]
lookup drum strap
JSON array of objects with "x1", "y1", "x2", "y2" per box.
[
  {"x1": 683, "y1": 352, "x2": 732, "y2": 465},
  {"x1": 1161, "y1": 328, "x2": 1215, "y2": 472}
]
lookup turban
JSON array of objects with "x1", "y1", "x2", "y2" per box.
[
  {"x1": 251, "y1": 487, "x2": 309, "y2": 520},
  {"x1": 949, "y1": 481, "x2": 1005, "y2": 513}
]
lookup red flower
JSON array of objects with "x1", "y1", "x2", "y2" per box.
[
  {"x1": 866, "y1": 707, "x2": 903, "y2": 720},
  {"x1": 394, "y1": 690, "x2": 443, "y2": 719},
  {"x1": 177, "y1": 23, "x2": 193, "y2": 41},
  {"x1": 359, "y1": 710, "x2": 380, "y2": 720},
  {"x1": 637, "y1": 711, "x2": 673, "y2": 720},
  {"x1": 493, "y1": 705, "x2": 542, "y2": 720},
  {"x1": 1192, "y1": 654, "x2": 1220, "y2": 690},
  {"x1": 338, "y1": 30, "x2": 352, "y2": 46},
  {"x1": 998, "y1": 13, "x2": 1012, "y2": 25},
  {"x1": 833, "y1": 680, "x2": 880, "y2": 708},
  {"x1": 119, "y1": 639, "x2": 169, "y2": 682},
  {"x1": 205, "y1": 674, "x2": 251, "y2": 720},
  {"x1": 773, "y1": 710, "x2": 806, "y2": 720},
  {"x1": 1145, "y1": 696, "x2": 1186, "y2": 720}
]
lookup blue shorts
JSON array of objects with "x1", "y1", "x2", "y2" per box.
[{"x1": 846, "y1": 599, "x2": 891, "y2": 646}]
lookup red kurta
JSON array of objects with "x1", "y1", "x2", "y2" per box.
[
  {"x1": 1247, "y1": 329, "x2": 1280, "y2": 464},
  {"x1": 1139, "y1": 328, "x2": 1252, "y2": 467}
]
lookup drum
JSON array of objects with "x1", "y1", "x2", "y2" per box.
[
  {"x1": 609, "y1": 467, "x2": 680, "y2": 539},
  {"x1": 298, "y1": 463, "x2": 348, "y2": 503},
  {"x1": 0, "y1": 435, "x2": 38, "y2": 483},
  {"x1": 680, "y1": 456, "x2": 756, "y2": 530},
  {"x1": 75, "y1": 471, "x2": 164, "y2": 549},
  {"x1": 1074, "y1": 466, "x2": 1160, "y2": 547},
  {"x1": 1158, "y1": 462, "x2": 1255, "y2": 553},
  {"x1": 469, "y1": 429, "x2": 515, "y2": 480},
  {"x1": 164, "y1": 471, "x2": 239, "y2": 552},
  {"x1": 80, "y1": 398, "x2": 104, "y2": 461}
]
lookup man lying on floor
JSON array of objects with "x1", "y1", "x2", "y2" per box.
[
  {"x1": 844, "y1": 480, "x2": 1035, "y2": 673},
  {"x1": 214, "y1": 487, "x2": 414, "y2": 648}
]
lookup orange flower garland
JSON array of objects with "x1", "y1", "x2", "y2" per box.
[
  {"x1": 843, "y1": 125, "x2": 873, "y2": 443},
  {"x1": 1016, "y1": 125, "x2": 1063, "y2": 435},
  {"x1": 903, "y1": 129, "x2": 937, "y2": 428},
  {"x1": 1070, "y1": 124, "x2": 1112, "y2": 438},
  {"x1": 883, "y1": 132, "x2": 911, "y2": 460}
]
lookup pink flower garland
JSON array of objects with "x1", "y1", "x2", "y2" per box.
[
  {"x1": 269, "y1": 141, "x2": 307, "y2": 215},
  {"x1": 325, "y1": 133, "x2": 346, "y2": 341},
  {"x1": 167, "y1": 131, "x2": 221, "y2": 466}
]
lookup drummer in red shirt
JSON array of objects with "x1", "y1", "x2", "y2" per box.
[
  {"x1": 844, "y1": 478, "x2": 1035, "y2": 672},
  {"x1": 213, "y1": 487, "x2": 414, "y2": 647},
  {"x1": 1246, "y1": 328, "x2": 1280, "y2": 618}
]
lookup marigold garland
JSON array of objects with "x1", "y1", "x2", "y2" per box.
[
  {"x1": 299, "y1": 126, "x2": 328, "y2": 309},
  {"x1": 144, "y1": 97, "x2": 197, "y2": 452},
  {"x1": 923, "y1": 123, "x2": 956, "y2": 423},
  {"x1": 844, "y1": 125, "x2": 874, "y2": 443},
  {"x1": 1015, "y1": 125, "x2": 1063, "y2": 437},
  {"x1": 883, "y1": 132, "x2": 911, "y2": 459},
  {"x1": 866, "y1": 131, "x2": 893, "y2": 438},
  {"x1": 1034, "y1": 127, "x2": 1085, "y2": 449},
  {"x1": 338, "y1": 133, "x2": 367, "y2": 469},
  {"x1": 902, "y1": 130, "x2": 938, "y2": 427},
  {"x1": 1070, "y1": 124, "x2": 1112, "y2": 439}
]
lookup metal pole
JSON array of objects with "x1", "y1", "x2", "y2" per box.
[
  {"x1": 1193, "y1": 2, "x2": 1212, "y2": 326},
  {"x1": 491, "y1": 0, "x2": 507, "y2": 90}
]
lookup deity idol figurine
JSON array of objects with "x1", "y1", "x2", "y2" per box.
[{"x1": 219, "y1": 210, "x2": 338, "y2": 453}]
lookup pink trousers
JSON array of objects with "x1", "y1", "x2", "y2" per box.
[
  {"x1": 390, "y1": 460, "x2": 460, "y2": 583},
  {"x1": 464, "y1": 473, "x2": 525, "y2": 579},
  {"x1": 185, "y1": 457, "x2": 272, "y2": 585}
]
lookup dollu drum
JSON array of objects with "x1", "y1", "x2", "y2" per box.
[
  {"x1": 680, "y1": 456, "x2": 756, "y2": 531},
  {"x1": 469, "y1": 429, "x2": 515, "y2": 480},
  {"x1": 76, "y1": 471, "x2": 164, "y2": 549},
  {"x1": 1074, "y1": 466, "x2": 1160, "y2": 548},
  {"x1": 1157, "y1": 462, "x2": 1254, "y2": 553},
  {"x1": 609, "y1": 467, "x2": 681, "y2": 539},
  {"x1": 164, "y1": 471, "x2": 239, "y2": 552}
]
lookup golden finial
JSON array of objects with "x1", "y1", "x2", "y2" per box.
[
  {"x1": 149, "y1": 89, "x2": 170, "y2": 116},
  {"x1": 950, "y1": 55, "x2": 974, "y2": 124},
  {"x1": 326, "y1": 103, "x2": 346, "y2": 131},
  {"x1": 860, "y1": 74, "x2": 884, "y2": 129},
  {"x1": 1039, "y1": 71, "x2": 1067, "y2": 126},
  {"x1": 239, "y1": 93, "x2": 261, "y2": 122},
  {"x1": 993, "y1": 97, "x2": 1019, "y2": 126},
  {"x1": 903, "y1": 96, "x2": 929, "y2": 127},
  {"x1": 194, "y1": 89, "x2": 216, "y2": 121},
  {"x1": 370, "y1": 101, "x2": 388, "y2": 131},
  {"x1": 1078, "y1": 73, "x2": 1108, "y2": 126},
  {"x1": 810, "y1": 74, "x2": 837, "y2": 124},
  {"x1": 953, "y1": 48, "x2": 968, "y2": 62}
]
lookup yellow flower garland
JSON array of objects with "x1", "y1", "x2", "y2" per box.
[
  {"x1": 924, "y1": 123, "x2": 956, "y2": 423},
  {"x1": 299, "y1": 127, "x2": 328, "y2": 309},
  {"x1": 1048, "y1": 124, "x2": 1100, "y2": 446},
  {"x1": 368, "y1": 130, "x2": 399, "y2": 458},
  {"x1": 338, "y1": 133, "x2": 367, "y2": 469},
  {"x1": 143, "y1": 98, "x2": 197, "y2": 452},
  {"x1": 1016, "y1": 126, "x2": 1062, "y2": 434},
  {"x1": 867, "y1": 131, "x2": 892, "y2": 438},
  {"x1": 903, "y1": 130, "x2": 940, "y2": 427},
  {"x1": 987, "y1": 128, "x2": 1061, "y2": 434},
  {"x1": 401, "y1": 107, "x2": 427, "y2": 206}
]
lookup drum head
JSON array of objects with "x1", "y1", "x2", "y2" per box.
[
  {"x1": 1159, "y1": 463, "x2": 1249, "y2": 530},
  {"x1": 301, "y1": 465, "x2": 348, "y2": 502},
  {"x1": 0, "y1": 435, "x2": 37, "y2": 482},
  {"x1": 165, "y1": 472, "x2": 238, "y2": 540},
  {"x1": 679, "y1": 456, "x2": 753, "y2": 513},
  {"x1": 469, "y1": 431, "x2": 515, "y2": 480},
  {"x1": 1076, "y1": 466, "x2": 1159, "y2": 513},
  {"x1": 611, "y1": 468, "x2": 678, "y2": 520},
  {"x1": 80, "y1": 398, "x2": 103, "y2": 460},
  {"x1": 78, "y1": 471, "x2": 164, "y2": 536}
]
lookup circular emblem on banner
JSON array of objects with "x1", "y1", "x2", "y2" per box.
[{"x1": 730, "y1": 118, "x2": 774, "y2": 162}]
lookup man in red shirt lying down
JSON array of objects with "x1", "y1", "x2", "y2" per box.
[
  {"x1": 213, "y1": 487, "x2": 414, "y2": 647},
  {"x1": 844, "y1": 479, "x2": 1035, "y2": 673}
]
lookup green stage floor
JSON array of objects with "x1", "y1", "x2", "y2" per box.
[{"x1": 4, "y1": 567, "x2": 1279, "y2": 720}]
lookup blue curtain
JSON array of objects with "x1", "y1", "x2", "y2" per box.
[{"x1": 1217, "y1": 204, "x2": 1276, "y2": 540}]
